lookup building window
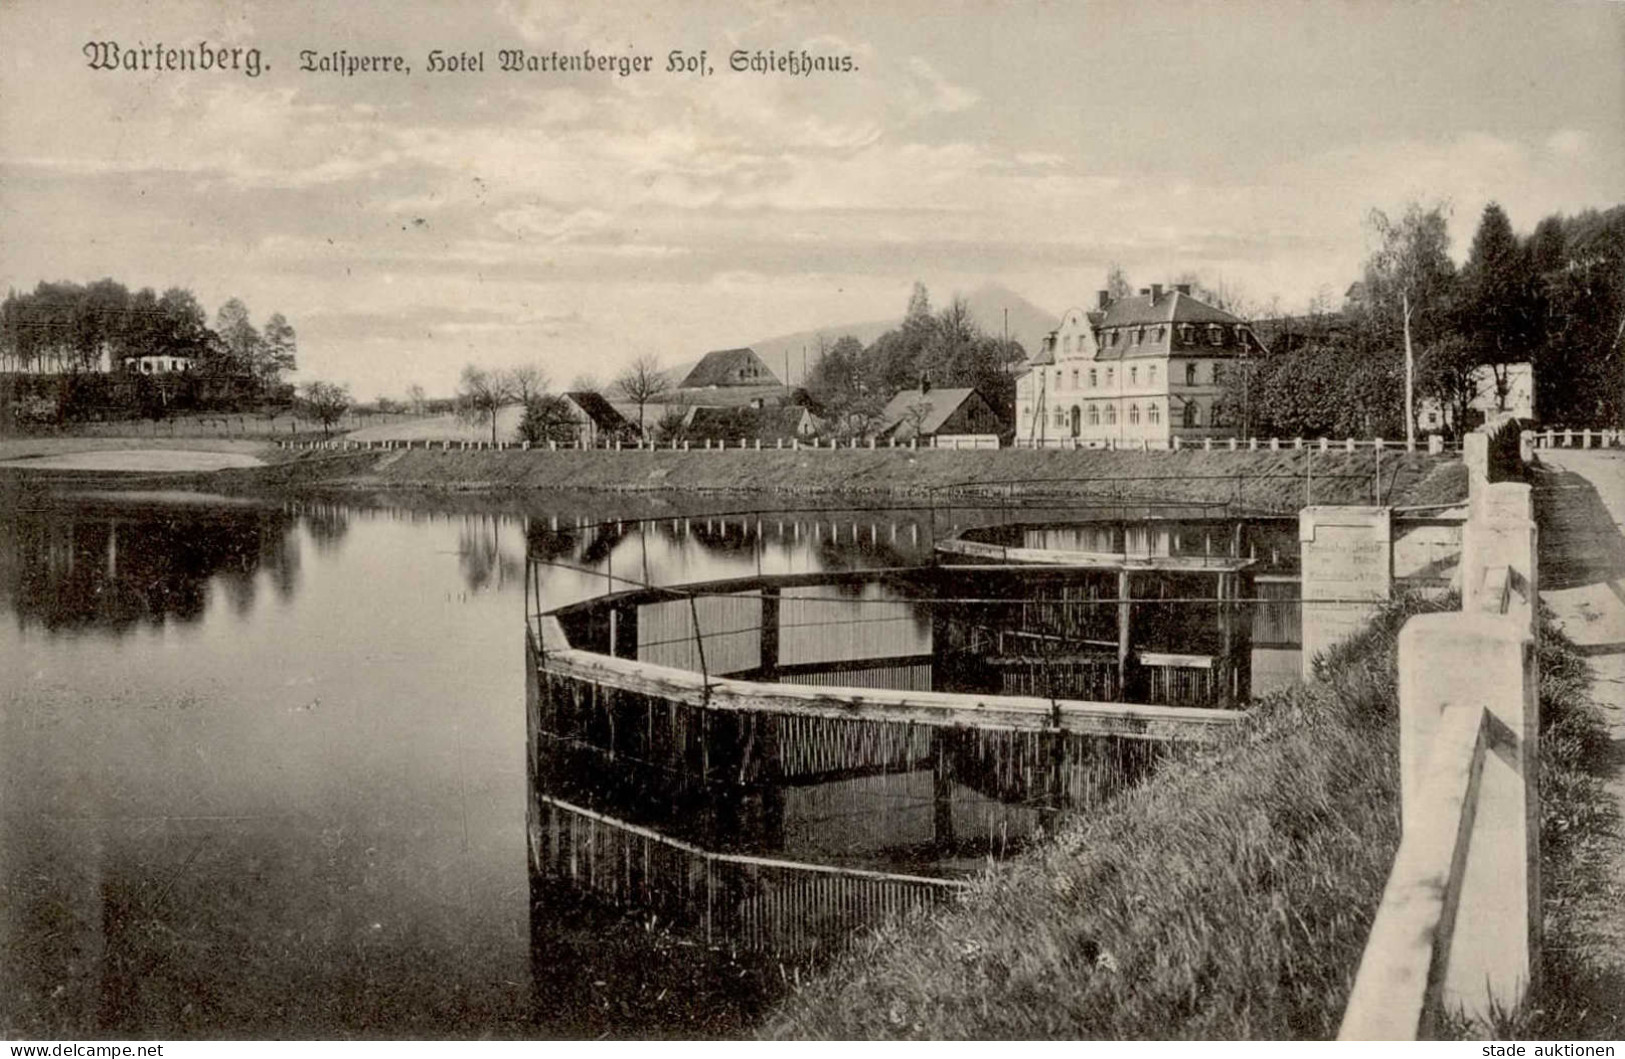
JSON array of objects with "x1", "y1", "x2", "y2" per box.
[
  {"x1": 1105, "y1": 404, "x2": 1117, "y2": 425},
  {"x1": 1129, "y1": 403, "x2": 1140, "y2": 425},
  {"x1": 1055, "y1": 370, "x2": 1062, "y2": 389},
  {"x1": 1088, "y1": 404, "x2": 1100, "y2": 426},
  {"x1": 1149, "y1": 364, "x2": 1158, "y2": 384},
  {"x1": 1106, "y1": 367, "x2": 1114, "y2": 386},
  {"x1": 1183, "y1": 401, "x2": 1199, "y2": 428},
  {"x1": 1208, "y1": 324, "x2": 1223, "y2": 346},
  {"x1": 1054, "y1": 407, "x2": 1065, "y2": 428},
  {"x1": 1148, "y1": 402, "x2": 1160, "y2": 425},
  {"x1": 1071, "y1": 369, "x2": 1079, "y2": 389},
  {"x1": 1089, "y1": 368, "x2": 1097, "y2": 388},
  {"x1": 1130, "y1": 366, "x2": 1138, "y2": 385},
  {"x1": 1186, "y1": 362, "x2": 1198, "y2": 386},
  {"x1": 1179, "y1": 324, "x2": 1194, "y2": 344}
]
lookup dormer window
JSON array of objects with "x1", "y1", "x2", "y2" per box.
[
  {"x1": 1179, "y1": 324, "x2": 1194, "y2": 344},
  {"x1": 1208, "y1": 324, "x2": 1223, "y2": 346}
]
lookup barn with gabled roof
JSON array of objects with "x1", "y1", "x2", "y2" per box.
[{"x1": 679, "y1": 347, "x2": 779, "y2": 389}]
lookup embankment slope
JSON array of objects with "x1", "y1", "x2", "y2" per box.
[{"x1": 227, "y1": 447, "x2": 1466, "y2": 510}]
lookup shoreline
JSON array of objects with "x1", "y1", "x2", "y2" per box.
[{"x1": 0, "y1": 438, "x2": 1469, "y2": 511}]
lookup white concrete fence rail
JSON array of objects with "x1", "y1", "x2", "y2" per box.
[
  {"x1": 1338, "y1": 430, "x2": 1540, "y2": 1039},
  {"x1": 1524, "y1": 427, "x2": 1622, "y2": 451},
  {"x1": 277, "y1": 433, "x2": 1471, "y2": 454}
]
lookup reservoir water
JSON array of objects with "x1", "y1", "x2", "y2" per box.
[{"x1": 1, "y1": 484, "x2": 1302, "y2": 1037}]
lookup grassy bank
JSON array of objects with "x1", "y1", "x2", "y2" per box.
[
  {"x1": 758, "y1": 599, "x2": 1611, "y2": 1040},
  {"x1": 220, "y1": 447, "x2": 1465, "y2": 511}
]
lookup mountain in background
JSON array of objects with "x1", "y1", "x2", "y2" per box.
[{"x1": 728, "y1": 283, "x2": 1060, "y2": 387}]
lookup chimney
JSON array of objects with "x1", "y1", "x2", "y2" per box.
[
  {"x1": 1176, "y1": 283, "x2": 1192, "y2": 296},
  {"x1": 1150, "y1": 283, "x2": 1164, "y2": 303},
  {"x1": 1097, "y1": 289, "x2": 1111, "y2": 310}
]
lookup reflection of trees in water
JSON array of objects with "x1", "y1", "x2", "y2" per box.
[
  {"x1": 456, "y1": 515, "x2": 525, "y2": 593},
  {"x1": 0, "y1": 502, "x2": 302, "y2": 634},
  {"x1": 298, "y1": 503, "x2": 351, "y2": 555},
  {"x1": 523, "y1": 517, "x2": 630, "y2": 571}
]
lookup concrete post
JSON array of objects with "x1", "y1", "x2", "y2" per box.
[
  {"x1": 1203, "y1": 438, "x2": 1212, "y2": 452},
  {"x1": 1319, "y1": 437, "x2": 1330, "y2": 453},
  {"x1": 1228, "y1": 438, "x2": 1238, "y2": 452},
  {"x1": 1583, "y1": 429, "x2": 1593, "y2": 449},
  {"x1": 1375, "y1": 438, "x2": 1386, "y2": 452},
  {"x1": 1173, "y1": 436, "x2": 1182, "y2": 451},
  {"x1": 1346, "y1": 438, "x2": 1356, "y2": 452},
  {"x1": 1428, "y1": 435, "x2": 1444, "y2": 455},
  {"x1": 1299, "y1": 506, "x2": 1393, "y2": 680},
  {"x1": 1293, "y1": 438, "x2": 1303, "y2": 450},
  {"x1": 1463, "y1": 433, "x2": 1490, "y2": 514},
  {"x1": 1563, "y1": 429, "x2": 1573, "y2": 447},
  {"x1": 1269, "y1": 438, "x2": 1280, "y2": 452},
  {"x1": 1462, "y1": 483, "x2": 1537, "y2": 633},
  {"x1": 1249, "y1": 437, "x2": 1259, "y2": 451},
  {"x1": 1397, "y1": 611, "x2": 1539, "y2": 1021}
]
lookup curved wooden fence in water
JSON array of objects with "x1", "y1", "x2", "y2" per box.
[{"x1": 525, "y1": 564, "x2": 1247, "y2": 956}]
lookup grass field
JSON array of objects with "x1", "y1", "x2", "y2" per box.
[{"x1": 758, "y1": 600, "x2": 1614, "y2": 1040}]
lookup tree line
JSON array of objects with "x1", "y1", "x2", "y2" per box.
[
  {"x1": 0, "y1": 279, "x2": 299, "y2": 424},
  {"x1": 804, "y1": 283, "x2": 1027, "y2": 437},
  {"x1": 1224, "y1": 201, "x2": 1625, "y2": 438}
]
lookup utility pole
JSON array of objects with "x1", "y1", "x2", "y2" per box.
[{"x1": 1403, "y1": 290, "x2": 1415, "y2": 450}]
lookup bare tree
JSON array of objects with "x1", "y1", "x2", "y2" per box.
[
  {"x1": 457, "y1": 364, "x2": 518, "y2": 445},
  {"x1": 614, "y1": 354, "x2": 669, "y2": 436},
  {"x1": 509, "y1": 363, "x2": 550, "y2": 408},
  {"x1": 1365, "y1": 201, "x2": 1457, "y2": 448},
  {"x1": 299, "y1": 380, "x2": 352, "y2": 437},
  {"x1": 406, "y1": 384, "x2": 427, "y2": 416}
]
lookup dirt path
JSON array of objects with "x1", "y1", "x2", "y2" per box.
[
  {"x1": 1533, "y1": 448, "x2": 1625, "y2": 1035},
  {"x1": 0, "y1": 447, "x2": 266, "y2": 472}
]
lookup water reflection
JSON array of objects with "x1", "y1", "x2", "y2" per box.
[
  {"x1": 0, "y1": 495, "x2": 305, "y2": 634},
  {"x1": 1, "y1": 487, "x2": 1311, "y2": 1037}
]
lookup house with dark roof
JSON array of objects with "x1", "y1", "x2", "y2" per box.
[
  {"x1": 685, "y1": 405, "x2": 820, "y2": 443},
  {"x1": 562, "y1": 391, "x2": 638, "y2": 445},
  {"x1": 1016, "y1": 284, "x2": 1266, "y2": 446},
  {"x1": 878, "y1": 385, "x2": 1002, "y2": 443},
  {"x1": 679, "y1": 347, "x2": 780, "y2": 389}
]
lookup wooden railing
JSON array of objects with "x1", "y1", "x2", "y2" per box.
[
  {"x1": 529, "y1": 793, "x2": 967, "y2": 954},
  {"x1": 1339, "y1": 431, "x2": 1540, "y2": 1039}
]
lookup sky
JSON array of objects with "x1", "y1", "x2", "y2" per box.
[{"x1": 1, "y1": 0, "x2": 1621, "y2": 399}]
